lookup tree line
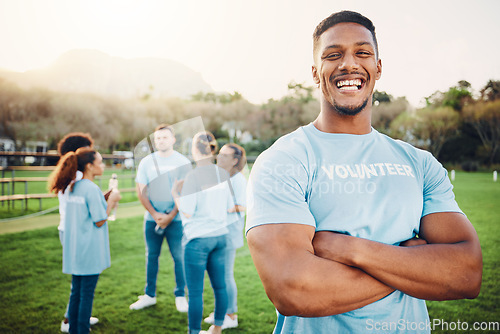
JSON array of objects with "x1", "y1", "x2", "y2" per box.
[{"x1": 0, "y1": 78, "x2": 499, "y2": 168}]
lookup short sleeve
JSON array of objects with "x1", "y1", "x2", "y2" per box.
[
  {"x1": 421, "y1": 151, "x2": 462, "y2": 217},
  {"x1": 245, "y1": 149, "x2": 316, "y2": 234},
  {"x1": 85, "y1": 183, "x2": 108, "y2": 224}
]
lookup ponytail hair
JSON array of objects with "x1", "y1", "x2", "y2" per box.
[
  {"x1": 193, "y1": 131, "x2": 218, "y2": 156},
  {"x1": 48, "y1": 147, "x2": 97, "y2": 194}
]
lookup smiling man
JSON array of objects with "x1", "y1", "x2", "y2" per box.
[{"x1": 245, "y1": 11, "x2": 482, "y2": 334}]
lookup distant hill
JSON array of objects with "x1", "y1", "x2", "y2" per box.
[{"x1": 0, "y1": 49, "x2": 213, "y2": 99}]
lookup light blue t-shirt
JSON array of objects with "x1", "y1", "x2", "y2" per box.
[
  {"x1": 136, "y1": 151, "x2": 192, "y2": 221},
  {"x1": 63, "y1": 179, "x2": 110, "y2": 276},
  {"x1": 246, "y1": 124, "x2": 462, "y2": 334},
  {"x1": 226, "y1": 172, "x2": 247, "y2": 249},
  {"x1": 179, "y1": 164, "x2": 233, "y2": 244}
]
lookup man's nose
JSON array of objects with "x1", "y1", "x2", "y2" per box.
[{"x1": 338, "y1": 53, "x2": 359, "y2": 71}]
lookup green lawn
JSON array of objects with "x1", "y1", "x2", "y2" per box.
[
  {"x1": 425, "y1": 171, "x2": 500, "y2": 334},
  {"x1": 0, "y1": 171, "x2": 498, "y2": 333}
]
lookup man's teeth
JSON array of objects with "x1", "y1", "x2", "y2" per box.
[
  {"x1": 340, "y1": 86, "x2": 358, "y2": 91},
  {"x1": 336, "y1": 79, "x2": 362, "y2": 89}
]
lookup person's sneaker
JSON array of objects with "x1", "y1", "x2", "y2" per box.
[
  {"x1": 221, "y1": 314, "x2": 238, "y2": 329},
  {"x1": 199, "y1": 325, "x2": 217, "y2": 334},
  {"x1": 129, "y1": 294, "x2": 157, "y2": 310},
  {"x1": 175, "y1": 296, "x2": 188, "y2": 312},
  {"x1": 204, "y1": 312, "x2": 215, "y2": 324},
  {"x1": 61, "y1": 317, "x2": 99, "y2": 332},
  {"x1": 60, "y1": 320, "x2": 69, "y2": 333},
  {"x1": 204, "y1": 313, "x2": 238, "y2": 329}
]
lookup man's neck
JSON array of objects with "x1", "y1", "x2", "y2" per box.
[{"x1": 313, "y1": 100, "x2": 372, "y2": 135}]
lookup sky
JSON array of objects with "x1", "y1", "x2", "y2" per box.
[{"x1": 0, "y1": 0, "x2": 499, "y2": 107}]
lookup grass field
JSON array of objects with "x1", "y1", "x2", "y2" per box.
[{"x1": 0, "y1": 171, "x2": 498, "y2": 333}]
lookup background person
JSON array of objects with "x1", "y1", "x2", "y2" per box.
[
  {"x1": 130, "y1": 124, "x2": 191, "y2": 312},
  {"x1": 55, "y1": 133, "x2": 100, "y2": 333},
  {"x1": 246, "y1": 10, "x2": 482, "y2": 334},
  {"x1": 204, "y1": 143, "x2": 247, "y2": 330},
  {"x1": 172, "y1": 131, "x2": 233, "y2": 334},
  {"x1": 49, "y1": 148, "x2": 121, "y2": 334}
]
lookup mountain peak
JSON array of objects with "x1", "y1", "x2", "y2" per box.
[{"x1": 0, "y1": 49, "x2": 213, "y2": 99}]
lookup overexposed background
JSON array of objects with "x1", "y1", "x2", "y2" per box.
[{"x1": 0, "y1": 0, "x2": 498, "y2": 107}]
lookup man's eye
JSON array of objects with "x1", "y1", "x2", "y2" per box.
[{"x1": 325, "y1": 53, "x2": 340, "y2": 60}]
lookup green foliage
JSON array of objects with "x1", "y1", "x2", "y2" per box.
[
  {"x1": 244, "y1": 82, "x2": 319, "y2": 142},
  {"x1": 372, "y1": 90, "x2": 392, "y2": 104},
  {"x1": 372, "y1": 96, "x2": 409, "y2": 134},
  {"x1": 190, "y1": 91, "x2": 243, "y2": 104},
  {"x1": 425, "y1": 81, "x2": 472, "y2": 112},
  {"x1": 2, "y1": 77, "x2": 500, "y2": 166},
  {"x1": 391, "y1": 106, "x2": 461, "y2": 158},
  {"x1": 285, "y1": 81, "x2": 315, "y2": 103},
  {"x1": 463, "y1": 100, "x2": 500, "y2": 164},
  {"x1": 480, "y1": 80, "x2": 500, "y2": 102}
]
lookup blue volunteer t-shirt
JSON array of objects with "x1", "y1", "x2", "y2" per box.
[
  {"x1": 179, "y1": 164, "x2": 233, "y2": 245},
  {"x1": 246, "y1": 124, "x2": 462, "y2": 334},
  {"x1": 136, "y1": 151, "x2": 192, "y2": 221},
  {"x1": 63, "y1": 179, "x2": 110, "y2": 276}
]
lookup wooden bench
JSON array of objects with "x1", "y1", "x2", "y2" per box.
[
  {"x1": 0, "y1": 177, "x2": 50, "y2": 202},
  {"x1": 0, "y1": 193, "x2": 57, "y2": 211},
  {"x1": 0, "y1": 167, "x2": 137, "y2": 212},
  {"x1": 0, "y1": 188, "x2": 137, "y2": 212}
]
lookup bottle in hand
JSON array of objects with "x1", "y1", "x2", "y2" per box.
[{"x1": 108, "y1": 173, "x2": 119, "y2": 221}]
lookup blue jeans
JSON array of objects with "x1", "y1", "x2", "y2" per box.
[
  {"x1": 68, "y1": 274, "x2": 99, "y2": 334},
  {"x1": 225, "y1": 247, "x2": 238, "y2": 314},
  {"x1": 184, "y1": 236, "x2": 228, "y2": 334},
  {"x1": 60, "y1": 230, "x2": 70, "y2": 319},
  {"x1": 144, "y1": 219, "x2": 186, "y2": 297}
]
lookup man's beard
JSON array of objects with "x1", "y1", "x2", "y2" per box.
[{"x1": 332, "y1": 97, "x2": 369, "y2": 116}]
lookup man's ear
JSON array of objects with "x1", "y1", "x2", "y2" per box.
[
  {"x1": 312, "y1": 65, "x2": 320, "y2": 85},
  {"x1": 376, "y1": 58, "x2": 382, "y2": 80}
]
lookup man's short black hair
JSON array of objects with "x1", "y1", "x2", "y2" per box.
[
  {"x1": 313, "y1": 10, "x2": 378, "y2": 59},
  {"x1": 154, "y1": 123, "x2": 175, "y2": 135},
  {"x1": 57, "y1": 132, "x2": 94, "y2": 156}
]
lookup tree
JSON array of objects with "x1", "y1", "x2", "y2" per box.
[
  {"x1": 372, "y1": 96, "x2": 409, "y2": 134},
  {"x1": 372, "y1": 90, "x2": 392, "y2": 104},
  {"x1": 391, "y1": 106, "x2": 460, "y2": 158},
  {"x1": 285, "y1": 82, "x2": 315, "y2": 103},
  {"x1": 190, "y1": 91, "x2": 243, "y2": 104},
  {"x1": 463, "y1": 100, "x2": 500, "y2": 164},
  {"x1": 425, "y1": 81, "x2": 473, "y2": 112},
  {"x1": 480, "y1": 80, "x2": 500, "y2": 102}
]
